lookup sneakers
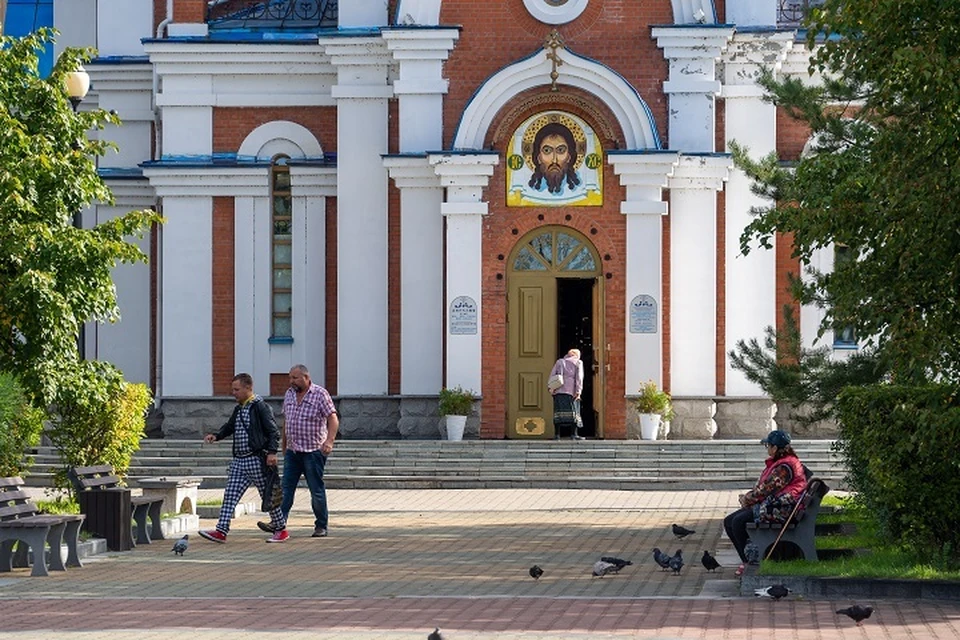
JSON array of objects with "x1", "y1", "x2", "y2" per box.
[
  {"x1": 312, "y1": 527, "x2": 328, "y2": 538},
  {"x1": 257, "y1": 521, "x2": 278, "y2": 534},
  {"x1": 198, "y1": 529, "x2": 227, "y2": 543},
  {"x1": 266, "y1": 529, "x2": 289, "y2": 543},
  {"x1": 735, "y1": 563, "x2": 746, "y2": 577}
]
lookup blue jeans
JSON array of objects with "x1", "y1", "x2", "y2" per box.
[{"x1": 281, "y1": 449, "x2": 328, "y2": 530}]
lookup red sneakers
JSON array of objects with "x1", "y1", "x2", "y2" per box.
[
  {"x1": 198, "y1": 529, "x2": 227, "y2": 543},
  {"x1": 266, "y1": 529, "x2": 289, "y2": 543}
]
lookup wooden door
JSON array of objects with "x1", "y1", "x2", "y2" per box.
[
  {"x1": 592, "y1": 275, "x2": 606, "y2": 437},
  {"x1": 507, "y1": 276, "x2": 557, "y2": 438}
]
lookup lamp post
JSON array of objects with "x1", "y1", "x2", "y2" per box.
[{"x1": 64, "y1": 65, "x2": 91, "y2": 359}]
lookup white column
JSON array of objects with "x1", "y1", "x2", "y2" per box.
[
  {"x1": 722, "y1": 32, "x2": 793, "y2": 396},
  {"x1": 668, "y1": 154, "x2": 732, "y2": 396},
  {"x1": 383, "y1": 29, "x2": 458, "y2": 395},
  {"x1": 339, "y1": 0, "x2": 388, "y2": 27},
  {"x1": 726, "y1": 0, "x2": 778, "y2": 26},
  {"x1": 384, "y1": 157, "x2": 444, "y2": 394},
  {"x1": 327, "y1": 40, "x2": 393, "y2": 395},
  {"x1": 609, "y1": 151, "x2": 680, "y2": 394},
  {"x1": 429, "y1": 153, "x2": 499, "y2": 394},
  {"x1": 652, "y1": 26, "x2": 734, "y2": 152}
]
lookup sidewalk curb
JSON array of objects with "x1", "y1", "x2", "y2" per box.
[{"x1": 741, "y1": 572, "x2": 960, "y2": 601}]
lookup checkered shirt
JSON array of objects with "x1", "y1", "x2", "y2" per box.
[
  {"x1": 233, "y1": 396, "x2": 256, "y2": 457},
  {"x1": 283, "y1": 383, "x2": 335, "y2": 453}
]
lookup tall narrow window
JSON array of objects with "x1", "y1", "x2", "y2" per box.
[
  {"x1": 833, "y1": 245, "x2": 857, "y2": 348},
  {"x1": 271, "y1": 156, "x2": 292, "y2": 339}
]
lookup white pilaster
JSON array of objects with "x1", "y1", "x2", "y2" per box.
[
  {"x1": 609, "y1": 151, "x2": 680, "y2": 394},
  {"x1": 384, "y1": 156, "x2": 444, "y2": 394},
  {"x1": 327, "y1": 39, "x2": 393, "y2": 395},
  {"x1": 722, "y1": 32, "x2": 793, "y2": 396},
  {"x1": 652, "y1": 26, "x2": 734, "y2": 152},
  {"x1": 87, "y1": 63, "x2": 154, "y2": 169},
  {"x1": 429, "y1": 153, "x2": 499, "y2": 394},
  {"x1": 96, "y1": 0, "x2": 152, "y2": 56},
  {"x1": 667, "y1": 154, "x2": 732, "y2": 395},
  {"x1": 339, "y1": 0, "x2": 388, "y2": 27},
  {"x1": 726, "y1": 0, "x2": 777, "y2": 26}
]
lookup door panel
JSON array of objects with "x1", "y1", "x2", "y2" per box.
[
  {"x1": 592, "y1": 275, "x2": 606, "y2": 437},
  {"x1": 508, "y1": 277, "x2": 556, "y2": 438}
]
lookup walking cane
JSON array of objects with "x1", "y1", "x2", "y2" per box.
[{"x1": 763, "y1": 486, "x2": 810, "y2": 562}]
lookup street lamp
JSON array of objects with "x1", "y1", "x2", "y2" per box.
[
  {"x1": 64, "y1": 65, "x2": 90, "y2": 112},
  {"x1": 64, "y1": 64, "x2": 91, "y2": 359}
]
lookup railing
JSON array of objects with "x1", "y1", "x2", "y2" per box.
[
  {"x1": 778, "y1": 0, "x2": 825, "y2": 28},
  {"x1": 207, "y1": 0, "x2": 338, "y2": 30}
]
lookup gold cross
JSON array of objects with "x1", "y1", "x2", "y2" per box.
[{"x1": 544, "y1": 29, "x2": 565, "y2": 92}]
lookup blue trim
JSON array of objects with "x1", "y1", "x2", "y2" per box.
[
  {"x1": 89, "y1": 56, "x2": 151, "y2": 65},
  {"x1": 606, "y1": 149, "x2": 679, "y2": 156},
  {"x1": 381, "y1": 25, "x2": 463, "y2": 32},
  {"x1": 382, "y1": 152, "x2": 429, "y2": 159},
  {"x1": 268, "y1": 336, "x2": 294, "y2": 344},
  {"x1": 734, "y1": 26, "x2": 796, "y2": 34},
  {"x1": 98, "y1": 168, "x2": 145, "y2": 179},
  {"x1": 650, "y1": 23, "x2": 735, "y2": 29},
  {"x1": 452, "y1": 47, "x2": 663, "y2": 151},
  {"x1": 680, "y1": 151, "x2": 732, "y2": 158},
  {"x1": 141, "y1": 152, "x2": 334, "y2": 169},
  {"x1": 426, "y1": 150, "x2": 499, "y2": 157}
]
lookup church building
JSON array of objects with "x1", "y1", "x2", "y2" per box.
[{"x1": 21, "y1": 0, "x2": 849, "y2": 439}]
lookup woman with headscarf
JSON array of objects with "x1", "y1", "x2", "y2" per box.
[{"x1": 549, "y1": 348, "x2": 585, "y2": 440}]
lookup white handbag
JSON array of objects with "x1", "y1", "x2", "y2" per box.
[{"x1": 547, "y1": 373, "x2": 564, "y2": 391}]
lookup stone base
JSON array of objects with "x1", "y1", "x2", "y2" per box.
[
  {"x1": 137, "y1": 477, "x2": 202, "y2": 515},
  {"x1": 714, "y1": 398, "x2": 776, "y2": 439},
  {"x1": 670, "y1": 399, "x2": 717, "y2": 439}
]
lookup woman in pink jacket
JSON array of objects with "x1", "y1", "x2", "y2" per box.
[{"x1": 549, "y1": 348, "x2": 585, "y2": 440}]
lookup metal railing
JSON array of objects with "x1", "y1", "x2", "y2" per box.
[
  {"x1": 778, "y1": 0, "x2": 825, "y2": 28},
  {"x1": 207, "y1": 0, "x2": 338, "y2": 30}
]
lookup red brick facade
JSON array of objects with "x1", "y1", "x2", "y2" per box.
[{"x1": 211, "y1": 196, "x2": 235, "y2": 394}]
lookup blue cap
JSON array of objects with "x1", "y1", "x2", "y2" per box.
[{"x1": 760, "y1": 430, "x2": 792, "y2": 448}]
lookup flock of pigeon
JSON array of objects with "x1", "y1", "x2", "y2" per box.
[{"x1": 170, "y1": 524, "x2": 873, "y2": 636}]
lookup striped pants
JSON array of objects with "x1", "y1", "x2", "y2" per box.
[{"x1": 216, "y1": 455, "x2": 285, "y2": 534}]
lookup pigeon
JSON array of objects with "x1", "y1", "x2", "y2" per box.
[
  {"x1": 427, "y1": 628, "x2": 444, "y2": 640},
  {"x1": 668, "y1": 549, "x2": 684, "y2": 575},
  {"x1": 754, "y1": 584, "x2": 792, "y2": 600},
  {"x1": 529, "y1": 564, "x2": 544, "y2": 580},
  {"x1": 171, "y1": 534, "x2": 189, "y2": 556},
  {"x1": 672, "y1": 524, "x2": 696, "y2": 539},
  {"x1": 701, "y1": 550, "x2": 721, "y2": 572},
  {"x1": 652, "y1": 547, "x2": 672, "y2": 571},
  {"x1": 592, "y1": 560, "x2": 618, "y2": 577},
  {"x1": 600, "y1": 556, "x2": 633, "y2": 573},
  {"x1": 836, "y1": 605, "x2": 874, "y2": 626}
]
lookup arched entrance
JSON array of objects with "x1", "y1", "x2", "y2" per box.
[{"x1": 507, "y1": 226, "x2": 605, "y2": 439}]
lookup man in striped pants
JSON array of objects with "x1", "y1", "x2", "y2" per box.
[{"x1": 198, "y1": 373, "x2": 286, "y2": 543}]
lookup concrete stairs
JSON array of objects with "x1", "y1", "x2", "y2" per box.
[{"x1": 22, "y1": 439, "x2": 847, "y2": 491}]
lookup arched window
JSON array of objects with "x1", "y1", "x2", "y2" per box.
[
  {"x1": 271, "y1": 155, "x2": 292, "y2": 339},
  {"x1": 511, "y1": 228, "x2": 599, "y2": 274}
]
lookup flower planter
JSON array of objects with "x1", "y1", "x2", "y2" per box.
[
  {"x1": 445, "y1": 415, "x2": 467, "y2": 441},
  {"x1": 639, "y1": 413, "x2": 661, "y2": 440}
]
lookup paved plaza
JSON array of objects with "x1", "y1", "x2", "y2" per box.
[{"x1": 3, "y1": 488, "x2": 960, "y2": 639}]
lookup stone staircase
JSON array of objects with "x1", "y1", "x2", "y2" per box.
[{"x1": 22, "y1": 439, "x2": 847, "y2": 490}]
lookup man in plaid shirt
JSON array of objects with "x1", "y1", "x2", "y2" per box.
[{"x1": 258, "y1": 363, "x2": 339, "y2": 539}]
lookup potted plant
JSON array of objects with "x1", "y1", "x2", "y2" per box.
[
  {"x1": 438, "y1": 386, "x2": 474, "y2": 441},
  {"x1": 633, "y1": 380, "x2": 674, "y2": 440}
]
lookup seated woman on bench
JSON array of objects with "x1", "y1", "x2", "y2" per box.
[{"x1": 723, "y1": 429, "x2": 808, "y2": 576}]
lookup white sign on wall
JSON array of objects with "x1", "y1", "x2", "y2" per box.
[
  {"x1": 449, "y1": 296, "x2": 478, "y2": 335},
  {"x1": 629, "y1": 295, "x2": 657, "y2": 334}
]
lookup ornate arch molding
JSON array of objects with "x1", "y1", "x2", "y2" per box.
[
  {"x1": 238, "y1": 121, "x2": 324, "y2": 161},
  {"x1": 671, "y1": 0, "x2": 718, "y2": 24},
  {"x1": 452, "y1": 48, "x2": 662, "y2": 151},
  {"x1": 489, "y1": 89, "x2": 621, "y2": 150}
]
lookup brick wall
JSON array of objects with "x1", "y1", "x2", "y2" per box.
[
  {"x1": 213, "y1": 107, "x2": 337, "y2": 155},
  {"x1": 211, "y1": 196, "x2": 235, "y2": 394},
  {"x1": 173, "y1": 0, "x2": 204, "y2": 23},
  {"x1": 325, "y1": 196, "x2": 338, "y2": 395}
]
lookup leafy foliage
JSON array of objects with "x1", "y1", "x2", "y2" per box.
[
  {"x1": 438, "y1": 386, "x2": 474, "y2": 416},
  {"x1": 835, "y1": 384, "x2": 960, "y2": 563},
  {"x1": 47, "y1": 361, "x2": 152, "y2": 491},
  {"x1": 729, "y1": 308, "x2": 888, "y2": 425},
  {"x1": 732, "y1": 0, "x2": 960, "y2": 383},
  {"x1": 632, "y1": 380, "x2": 674, "y2": 420},
  {"x1": 0, "y1": 371, "x2": 45, "y2": 476},
  {"x1": 0, "y1": 29, "x2": 162, "y2": 407}
]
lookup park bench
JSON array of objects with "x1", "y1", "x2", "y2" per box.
[
  {"x1": 746, "y1": 476, "x2": 831, "y2": 562},
  {"x1": 69, "y1": 465, "x2": 165, "y2": 551},
  {"x1": 0, "y1": 476, "x2": 85, "y2": 577}
]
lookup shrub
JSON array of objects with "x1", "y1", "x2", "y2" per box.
[
  {"x1": 438, "y1": 386, "x2": 474, "y2": 416},
  {"x1": 0, "y1": 371, "x2": 45, "y2": 476},
  {"x1": 48, "y1": 362, "x2": 153, "y2": 492},
  {"x1": 633, "y1": 380, "x2": 675, "y2": 421},
  {"x1": 836, "y1": 383, "x2": 960, "y2": 563}
]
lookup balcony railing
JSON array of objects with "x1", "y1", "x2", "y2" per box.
[
  {"x1": 207, "y1": 0, "x2": 338, "y2": 30},
  {"x1": 778, "y1": 0, "x2": 825, "y2": 28}
]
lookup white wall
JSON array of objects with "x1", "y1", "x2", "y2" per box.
[
  {"x1": 96, "y1": 0, "x2": 152, "y2": 57},
  {"x1": 53, "y1": 0, "x2": 97, "y2": 57}
]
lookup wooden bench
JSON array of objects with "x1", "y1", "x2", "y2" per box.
[
  {"x1": 0, "y1": 476, "x2": 85, "y2": 577},
  {"x1": 69, "y1": 465, "x2": 165, "y2": 550},
  {"x1": 746, "y1": 477, "x2": 831, "y2": 562}
]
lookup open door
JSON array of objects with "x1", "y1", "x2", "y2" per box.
[
  {"x1": 507, "y1": 276, "x2": 557, "y2": 438},
  {"x1": 592, "y1": 274, "x2": 606, "y2": 437}
]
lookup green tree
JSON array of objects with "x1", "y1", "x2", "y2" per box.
[
  {"x1": 0, "y1": 371, "x2": 45, "y2": 476},
  {"x1": 731, "y1": 0, "x2": 960, "y2": 383},
  {"x1": 0, "y1": 29, "x2": 162, "y2": 406}
]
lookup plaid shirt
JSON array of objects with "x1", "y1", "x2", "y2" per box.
[
  {"x1": 233, "y1": 396, "x2": 256, "y2": 457},
  {"x1": 282, "y1": 383, "x2": 336, "y2": 453}
]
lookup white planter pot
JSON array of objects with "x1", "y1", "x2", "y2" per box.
[
  {"x1": 639, "y1": 413, "x2": 661, "y2": 440},
  {"x1": 445, "y1": 415, "x2": 467, "y2": 441}
]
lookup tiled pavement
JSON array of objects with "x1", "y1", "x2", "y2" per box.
[{"x1": 3, "y1": 488, "x2": 960, "y2": 639}]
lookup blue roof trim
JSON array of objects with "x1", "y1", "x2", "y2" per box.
[
  {"x1": 382, "y1": 152, "x2": 429, "y2": 159},
  {"x1": 88, "y1": 56, "x2": 151, "y2": 65},
  {"x1": 381, "y1": 25, "x2": 463, "y2": 32},
  {"x1": 734, "y1": 25, "x2": 796, "y2": 34},
  {"x1": 650, "y1": 23, "x2": 736, "y2": 28},
  {"x1": 606, "y1": 149, "x2": 679, "y2": 156},
  {"x1": 98, "y1": 168, "x2": 146, "y2": 179},
  {"x1": 141, "y1": 27, "x2": 383, "y2": 45},
  {"x1": 680, "y1": 151, "x2": 732, "y2": 158},
  {"x1": 426, "y1": 150, "x2": 499, "y2": 157},
  {"x1": 141, "y1": 152, "x2": 334, "y2": 169}
]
